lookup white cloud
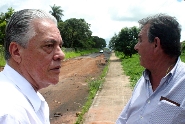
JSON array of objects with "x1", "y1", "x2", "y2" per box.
[{"x1": 0, "y1": 0, "x2": 185, "y2": 45}]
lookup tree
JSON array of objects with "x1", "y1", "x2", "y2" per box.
[
  {"x1": 49, "y1": 4, "x2": 64, "y2": 22},
  {"x1": 108, "y1": 33, "x2": 118, "y2": 50},
  {"x1": 92, "y1": 36, "x2": 106, "y2": 49},
  {"x1": 0, "y1": 7, "x2": 15, "y2": 45},
  {"x1": 58, "y1": 18, "x2": 93, "y2": 49},
  {"x1": 109, "y1": 26, "x2": 139, "y2": 58}
]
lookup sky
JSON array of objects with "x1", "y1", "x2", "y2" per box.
[{"x1": 0, "y1": 0, "x2": 185, "y2": 46}]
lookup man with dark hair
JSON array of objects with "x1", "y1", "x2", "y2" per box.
[
  {"x1": 116, "y1": 14, "x2": 185, "y2": 124},
  {"x1": 0, "y1": 9, "x2": 65, "y2": 123}
]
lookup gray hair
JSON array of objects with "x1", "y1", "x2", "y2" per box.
[
  {"x1": 138, "y1": 13, "x2": 181, "y2": 57},
  {"x1": 4, "y1": 9, "x2": 57, "y2": 60}
]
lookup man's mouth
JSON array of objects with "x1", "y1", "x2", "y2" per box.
[{"x1": 51, "y1": 66, "x2": 61, "y2": 73}]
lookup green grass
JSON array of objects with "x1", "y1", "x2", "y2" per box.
[
  {"x1": 64, "y1": 48, "x2": 99, "y2": 59},
  {"x1": 75, "y1": 61, "x2": 109, "y2": 124}
]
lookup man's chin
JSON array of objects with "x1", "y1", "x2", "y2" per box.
[
  {"x1": 40, "y1": 82, "x2": 56, "y2": 89},
  {"x1": 38, "y1": 79, "x2": 59, "y2": 90},
  {"x1": 49, "y1": 80, "x2": 59, "y2": 85}
]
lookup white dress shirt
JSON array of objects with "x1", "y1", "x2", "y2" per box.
[
  {"x1": 0, "y1": 64, "x2": 50, "y2": 124},
  {"x1": 116, "y1": 58, "x2": 185, "y2": 124}
]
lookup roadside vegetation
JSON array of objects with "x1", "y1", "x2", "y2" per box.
[{"x1": 64, "y1": 48, "x2": 99, "y2": 59}]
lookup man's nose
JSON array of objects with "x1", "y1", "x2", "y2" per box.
[
  {"x1": 134, "y1": 42, "x2": 139, "y2": 51},
  {"x1": 53, "y1": 46, "x2": 65, "y2": 61}
]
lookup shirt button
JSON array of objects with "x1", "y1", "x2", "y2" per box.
[
  {"x1": 140, "y1": 116, "x2": 143, "y2": 119},
  {"x1": 148, "y1": 100, "x2": 150, "y2": 103}
]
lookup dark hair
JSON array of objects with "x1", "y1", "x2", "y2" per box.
[
  {"x1": 4, "y1": 9, "x2": 57, "y2": 61},
  {"x1": 138, "y1": 13, "x2": 181, "y2": 57}
]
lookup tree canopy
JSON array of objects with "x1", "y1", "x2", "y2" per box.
[
  {"x1": 59, "y1": 18, "x2": 93, "y2": 49},
  {"x1": 109, "y1": 26, "x2": 139, "y2": 57},
  {"x1": 49, "y1": 4, "x2": 64, "y2": 22},
  {"x1": 92, "y1": 36, "x2": 106, "y2": 49},
  {"x1": 0, "y1": 7, "x2": 14, "y2": 45}
]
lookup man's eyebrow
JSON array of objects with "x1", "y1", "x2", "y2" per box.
[
  {"x1": 44, "y1": 39, "x2": 61, "y2": 44},
  {"x1": 44, "y1": 39, "x2": 63, "y2": 46}
]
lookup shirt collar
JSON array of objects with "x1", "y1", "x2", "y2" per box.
[
  {"x1": 2, "y1": 64, "x2": 43, "y2": 112},
  {"x1": 143, "y1": 69, "x2": 150, "y2": 80}
]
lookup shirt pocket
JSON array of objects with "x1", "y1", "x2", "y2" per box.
[{"x1": 149, "y1": 101, "x2": 184, "y2": 124}]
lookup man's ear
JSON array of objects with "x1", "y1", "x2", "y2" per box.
[
  {"x1": 153, "y1": 37, "x2": 160, "y2": 48},
  {"x1": 9, "y1": 42, "x2": 22, "y2": 64},
  {"x1": 153, "y1": 37, "x2": 162, "y2": 55}
]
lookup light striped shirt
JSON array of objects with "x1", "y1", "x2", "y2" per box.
[
  {"x1": 0, "y1": 64, "x2": 50, "y2": 124},
  {"x1": 116, "y1": 57, "x2": 185, "y2": 124}
]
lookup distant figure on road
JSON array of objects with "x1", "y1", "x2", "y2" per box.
[
  {"x1": 0, "y1": 9, "x2": 65, "y2": 123},
  {"x1": 116, "y1": 14, "x2": 185, "y2": 124}
]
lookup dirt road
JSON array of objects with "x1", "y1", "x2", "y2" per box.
[{"x1": 83, "y1": 52, "x2": 132, "y2": 124}]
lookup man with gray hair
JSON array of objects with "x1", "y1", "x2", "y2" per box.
[
  {"x1": 117, "y1": 14, "x2": 185, "y2": 124},
  {"x1": 0, "y1": 9, "x2": 65, "y2": 123}
]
